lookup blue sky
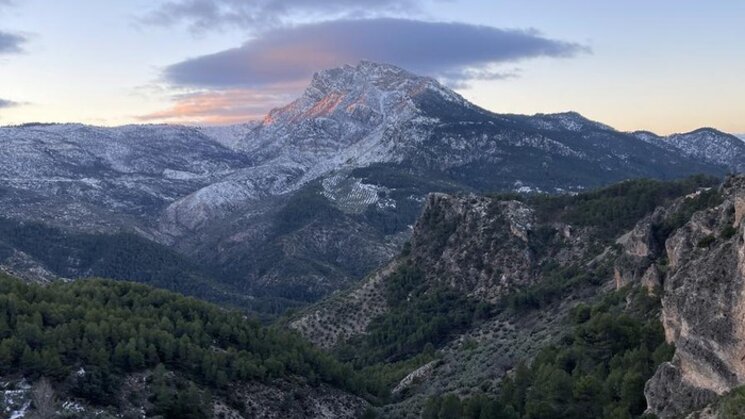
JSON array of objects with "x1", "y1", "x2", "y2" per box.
[{"x1": 0, "y1": 0, "x2": 743, "y2": 134}]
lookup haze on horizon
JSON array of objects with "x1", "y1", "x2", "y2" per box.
[{"x1": 0, "y1": 0, "x2": 743, "y2": 135}]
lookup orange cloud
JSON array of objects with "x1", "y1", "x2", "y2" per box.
[{"x1": 137, "y1": 85, "x2": 303, "y2": 124}]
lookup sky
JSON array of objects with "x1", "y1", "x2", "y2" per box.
[{"x1": 0, "y1": 0, "x2": 743, "y2": 135}]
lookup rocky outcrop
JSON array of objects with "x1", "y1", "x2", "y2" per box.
[
  {"x1": 613, "y1": 205, "x2": 669, "y2": 292},
  {"x1": 404, "y1": 193, "x2": 595, "y2": 302},
  {"x1": 392, "y1": 360, "x2": 438, "y2": 396},
  {"x1": 645, "y1": 362, "x2": 718, "y2": 417},
  {"x1": 645, "y1": 177, "x2": 745, "y2": 417},
  {"x1": 407, "y1": 193, "x2": 538, "y2": 302}
]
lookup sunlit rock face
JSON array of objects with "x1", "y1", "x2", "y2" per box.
[{"x1": 646, "y1": 177, "x2": 745, "y2": 418}]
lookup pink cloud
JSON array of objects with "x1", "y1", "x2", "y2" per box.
[{"x1": 137, "y1": 84, "x2": 303, "y2": 124}]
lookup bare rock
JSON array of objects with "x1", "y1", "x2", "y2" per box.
[
  {"x1": 645, "y1": 361, "x2": 717, "y2": 418},
  {"x1": 645, "y1": 179, "x2": 745, "y2": 417}
]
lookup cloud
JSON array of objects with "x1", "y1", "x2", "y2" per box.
[
  {"x1": 165, "y1": 18, "x2": 588, "y2": 89},
  {"x1": 0, "y1": 0, "x2": 24, "y2": 55},
  {"x1": 0, "y1": 98, "x2": 19, "y2": 109},
  {"x1": 136, "y1": 84, "x2": 303, "y2": 124},
  {"x1": 142, "y1": 0, "x2": 418, "y2": 32},
  {"x1": 440, "y1": 68, "x2": 521, "y2": 89},
  {"x1": 0, "y1": 30, "x2": 25, "y2": 54},
  {"x1": 150, "y1": 18, "x2": 586, "y2": 124}
]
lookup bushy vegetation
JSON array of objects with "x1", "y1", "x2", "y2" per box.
[
  {"x1": 504, "y1": 262, "x2": 610, "y2": 312},
  {"x1": 334, "y1": 264, "x2": 492, "y2": 401},
  {"x1": 716, "y1": 385, "x2": 745, "y2": 418},
  {"x1": 0, "y1": 274, "x2": 375, "y2": 414},
  {"x1": 337, "y1": 265, "x2": 491, "y2": 367},
  {"x1": 502, "y1": 175, "x2": 720, "y2": 240},
  {"x1": 423, "y1": 288, "x2": 673, "y2": 419},
  {"x1": 651, "y1": 187, "x2": 724, "y2": 247},
  {"x1": 272, "y1": 182, "x2": 342, "y2": 236}
]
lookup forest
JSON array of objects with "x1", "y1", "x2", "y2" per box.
[
  {"x1": 422, "y1": 287, "x2": 674, "y2": 419},
  {"x1": 0, "y1": 274, "x2": 375, "y2": 417}
]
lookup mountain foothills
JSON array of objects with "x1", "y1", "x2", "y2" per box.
[
  {"x1": 0, "y1": 275, "x2": 373, "y2": 418},
  {"x1": 5, "y1": 175, "x2": 745, "y2": 417},
  {"x1": 289, "y1": 175, "x2": 745, "y2": 418},
  {"x1": 0, "y1": 61, "x2": 740, "y2": 315}
]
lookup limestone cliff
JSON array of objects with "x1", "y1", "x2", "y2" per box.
[{"x1": 645, "y1": 177, "x2": 745, "y2": 417}]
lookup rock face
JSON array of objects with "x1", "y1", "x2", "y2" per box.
[
  {"x1": 291, "y1": 190, "x2": 597, "y2": 335},
  {"x1": 613, "y1": 207, "x2": 667, "y2": 291},
  {"x1": 645, "y1": 177, "x2": 745, "y2": 417},
  {"x1": 408, "y1": 193, "x2": 540, "y2": 302},
  {"x1": 288, "y1": 191, "x2": 590, "y2": 348}
]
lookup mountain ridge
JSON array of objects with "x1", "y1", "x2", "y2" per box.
[
  {"x1": 0, "y1": 60, "x2": 738, "y2": 314},
  {"x1": 286, "y1": 175, "x2": 724, "y2": 417}
]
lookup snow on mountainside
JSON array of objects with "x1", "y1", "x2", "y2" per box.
[
  {"x1": 525, "y1": 111, "x2": 616, "y2": 132},
  {"x1": 237, "y1": 60, "x2": 467, "y2": 168},
  {"x1": 0, "y1": 61, "x2": 738, "y2": 311},
  {"x1": 160, "y1": 61, "x2": 471, "y2": 237},
  {"x1": 198, "y1": 122, "x2": 258, "y2": 149},
  {"x1": 0, "y1": 123, "x2": 250, "y2": 230},
  {"x1": 632, "y1": 128, "x2": 745, "y2": 172}
]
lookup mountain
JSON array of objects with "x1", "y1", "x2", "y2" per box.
[
  {"x1": 287, "y1": 174, "x2": 745, "y2": 417},
  {"x1": 633, "y1": 127, "x2": 745, "y2": 172},
  {"x1": 0, "y1": 62, "x2": 735, "y2": 314}
]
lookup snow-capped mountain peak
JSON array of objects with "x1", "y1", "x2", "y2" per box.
[
  {"x1": 259, "y1": 61, "x2": 466, "y2": 130},
  {"x1": 631, "y1": 127, "x2": 745, "y2": 171},
  {"x1": 306, "y1": 60, "x2": 464, "y2": 103}
]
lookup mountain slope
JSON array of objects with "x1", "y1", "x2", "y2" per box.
[
  {"x1": 0, "y1": 216, "x2": 259, "y2": 310},
  {"x1": 0, "y1": 123, "x2": 251, "y2": 232},
  {"x1": 0, "y1": 62, "x2": 735, "y2": 314},
  {"x1": 154, "y1": 62, "x2": 729, "y2": 309},
  {"x1": 0, "y1": 274, "x2": 372, "y2": 418},
  {"x1": 633, "y1": 127, "x2": 745, "y2": 172},
  {"x1": 286, "y1": 176, "x2": 720, "y2": 415},
  {"x1": 289, "y1": 175, "x2": 745, "y2": 417}
]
